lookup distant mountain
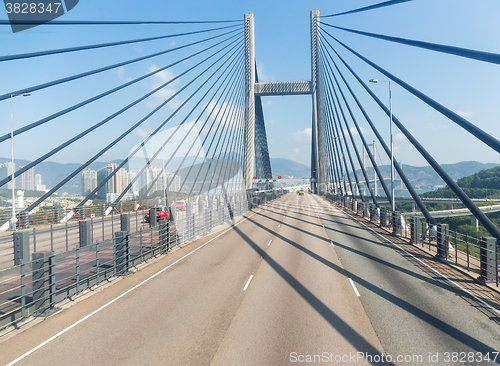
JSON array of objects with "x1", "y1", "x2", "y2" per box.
[
  {"x1": 357, "y1": 161, "x2": 500, "y2": 190},
  {"x1": 1, "y1": 156, "x2": 497, "y2": 195},
  {"x1": 270, "y1": 158, "x2": 310, "y2": 178}
]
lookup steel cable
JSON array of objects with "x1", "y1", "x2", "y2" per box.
[
  {"x1": 0, "y1": 35, "x2": 242, "y2": 188},
  {"x1": 23, "y1": 37, "x2": 243, "y2": 213}
]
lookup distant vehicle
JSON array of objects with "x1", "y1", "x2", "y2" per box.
[
  {"x1": 172, "y1": 200, "x2": 187, "y2": 211},
  {"x1": 144, "y1": 206, "x2": 171, "y2": 223},
  {"x1": 298, "y1": 189, "x2": 304, "y2": 195}
]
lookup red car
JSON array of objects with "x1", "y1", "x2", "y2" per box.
[
  {"x1": 144, "y1": 206, "x2": 171, "y2": 222},
  {"x1": 171, "y1": 201, "x2": 187, "y2": 211}
]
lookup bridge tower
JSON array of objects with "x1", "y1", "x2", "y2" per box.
[
  {"x1": 310, "y1": 10, "x2": 325, "y2": 194},
  {"x1": 243, "y1": 11, "x2": 326, "y2": 193},
  {"x1": 243, "y1": 13, "x2": 256, "y2": 191}
]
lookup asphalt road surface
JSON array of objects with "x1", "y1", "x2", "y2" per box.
[
  {"x1": 0, "y1": 193, "x2": 499, "y2": 365},
  {"x1": 311, "y1": 195, "x2": 500, "y2": 366}
]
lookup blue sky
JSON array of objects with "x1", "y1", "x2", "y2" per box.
[{"x1": 1, "y1": 0, "x2": 500, "y2": 173}]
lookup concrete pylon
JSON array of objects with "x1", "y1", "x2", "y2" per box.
[
  {"x1": 244, "y1": 13, "x2": 255, "y2": 191},
  {"x1": 310, "y1": 10, "x2": 325, "y2": 194}
]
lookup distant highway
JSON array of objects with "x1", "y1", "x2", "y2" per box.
[{"x1": 358, "y1": 195, "x2": 499, "y2": 205}]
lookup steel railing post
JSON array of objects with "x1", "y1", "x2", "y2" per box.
[
  {"x1": 13, "y1": 230, "x2": 29, "y2": 266},
  {"x1": 76, "y1": 247, "x2": 80, "y2": 294},
  {"x1": 392, "y1": 211, "x2": 401, "y2": 235},
  {"x1": 79, "y1": 220, "x2": 91, "y2": 248},
  {"x1": 410, "y1": 216, "x2": 420, "y2": 244},
  {"x1": 436, "y1": 224, "x2": 449, "y2": 260},
  {"x1": 149, "y1": 207, "x2": 158, "y2": 228},
  {"x1": 21, "y1": 258, "x2": 26, "y2": 319},
  {"x1": 96, "y1": 241, "x2": 100, "y2": 286},
  {"x1": 120, "y1": 213, "x2": 130, "y2": 233},
  {"x1": 113, "y1": 231, "x2": 129, "y2": 276},
  {"x1": 479, "y1": 237, "x2": 496, "y2": 283},
  {"x1": 32, "y1": 251, "x2": 58, "y2": 316}
]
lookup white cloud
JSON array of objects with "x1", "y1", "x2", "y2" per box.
[
  {"x1": 456, "y1": 110, "x2": 473, "y2": 117},
  {"x1": 145, "y1": 65, "x2": 182, "y2": 110},
  {"x1": 256, "y1": 60, "x2": 274, "y2": 82},
  {"x1": 197, "y1": 99, "x2": 244, "y2": 131},
  {"x1": 342, "y1": 126, "x2": 371, "y2": 137},
  {"x1": 102, "y1": 148, "x2": 125, "y2": 161},
  {"x1": 115, "y1": 67, "x2": 132, "y2": 82},
  {"x1": 134, "y1": 122, "x2": 153, "y2": 139},
  {"x1": 290, "y1": 128, "x2": 312, "y2": 145},
  {"x1": 395, "y1": 130, "x2": 413, "y2": 140},
  {"x1": 426, "y1": 122, "x2": 448, "y2": 131}
]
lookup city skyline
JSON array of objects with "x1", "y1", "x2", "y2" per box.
[
  {"x1": 0, "y1": 162, "x2": 42, "y2": 191},
  {"x1": 82, "y1": 163, "x2": 182, "y2": 202}
]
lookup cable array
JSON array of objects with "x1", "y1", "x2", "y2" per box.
[
  {"x1": 319, "y1": 3, "x2": 500, "y2": 239},
  {"x1": 1, "y1": 20, "x2": 246, "y2": 220}
]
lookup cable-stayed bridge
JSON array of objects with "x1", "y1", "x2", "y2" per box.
[{"x1": 1, "y1": 2, "x2": 500, "y2": 365}]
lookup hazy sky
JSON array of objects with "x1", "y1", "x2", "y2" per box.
[{"x1": 1, "y1": 0, "x2": 500, "y2": 171}]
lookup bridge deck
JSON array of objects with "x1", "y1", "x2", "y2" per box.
[{"x1": 0, "y1": 194, "x2": 499, "y2": 365}]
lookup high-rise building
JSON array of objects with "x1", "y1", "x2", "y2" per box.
[
  {"x1": 19, "y1": 166, "x2": 35, "y2": 190},
  {"x1": 97, "y1": 164, "x2": 117, "y2": 199},
  {"x1": 165, "y1": 173, "x2": 181, "y2": 192},
  {"x1": 96, "y1": 164, "x2": 132, "y2": 200},
  {"x1": 82, "y1": 169, "x2": 97, "y2": 196},
  {"x1": 129, "y1": 171, "x2": 142, "y2": 195},
  {"x1": 115, "y1": 168, "x2": 129, "y2": 195},
  {"x1": 139, "y1": 166, "x2": 164, "y2": 197},
  {"x1": 35, "y1": 173, "x2": 42, "y2": 186},
  {"x1": 0, "y1": 162, "x2": 15, "y2": 189}
]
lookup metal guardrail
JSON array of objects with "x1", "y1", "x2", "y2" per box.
[
  {"x1": 324, "y1": 193, "x2": 499, "y2": 287},
  {"x1": 0, "y1": 190, "x2": 289, "y2": 332}
]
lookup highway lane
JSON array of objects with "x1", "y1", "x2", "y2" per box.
[
  {"x1": 0, "y1": 203, "x2": 280, "y2": 365},
  {"x1": 209, "y1": 195, "x2": 385, "y2": 365},
  {"x1": 311, "y1": 195, "x2": 500, "y2": 366},
  {"x1": 0, "y1": 193, "x2": 385, "y2": 366}
]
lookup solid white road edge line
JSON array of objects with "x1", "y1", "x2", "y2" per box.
[
  {"x1": 6, "y1": 208, "x2": 265, "y2": 366},
  {"x1": 243, "y1": 275, "x2": 254, "y2": 291},
  {"x1": 341, "y1": 208, "x2": 500, "y2": 316},
  {"x1": 349, "y1": 278, "x2": 361, "y2": 297}
]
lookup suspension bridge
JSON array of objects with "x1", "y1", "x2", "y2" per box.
[{"x1": 0, "y1": 1, "x2": 500, "y2": 365}]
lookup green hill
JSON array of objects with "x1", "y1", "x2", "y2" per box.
[
  {"x1": 419, "y1": 165, "x2": 500, "y2": 237},
  {"x1": 421, "y1": 165, "x2": 500, "y2": 199}
]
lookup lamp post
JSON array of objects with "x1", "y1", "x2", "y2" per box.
[
  {"x1": 10, "y1": 92, "x2": 30, "y2": 230},
  {"x1": 369, "y1": 79, "x2": 395, "y2": 212},
  {"x1": 161, "y1": 140, "x2": 172, "y2": 206}
]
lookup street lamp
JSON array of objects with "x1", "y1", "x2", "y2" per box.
[
  {"x1": 10, "y1": 92, "x2": 31, "y2": 230},
  {"x1": 161, "y1": 140, "x2": 172, "y2": 206},
  {"x1": 369, "y1": 79, "x2": 395, "y2": 212}
]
